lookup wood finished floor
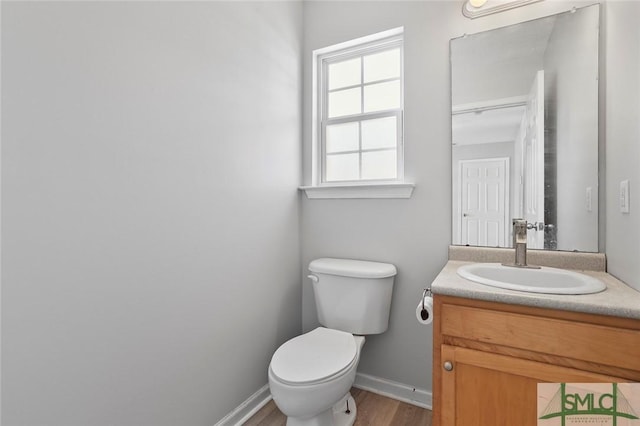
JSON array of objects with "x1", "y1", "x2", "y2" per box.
[{"x1": 244, "y1": 388, "x2": 432, "y2": 426}]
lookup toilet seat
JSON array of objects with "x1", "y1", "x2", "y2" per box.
[{"x1": 270, "y1": 327, "x2": 357, "y2": 386}]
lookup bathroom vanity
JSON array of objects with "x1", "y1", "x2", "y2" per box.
[{"x1": 431, "y1": 247, "x2": 640, "y2": 426}]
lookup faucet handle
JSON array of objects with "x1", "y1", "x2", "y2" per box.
[{"x1": 527, "y1": 222, "x2": 544, "y2": 231}]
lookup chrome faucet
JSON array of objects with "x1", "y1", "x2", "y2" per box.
[
  {"x1": 504, "y1": 218, "x2": 540, "y2": 269},
  {"x1": 513, "y1": 218, "x2": 528, "y2": 267}
]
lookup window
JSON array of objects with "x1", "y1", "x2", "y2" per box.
[{"x1": 315, "y1": 29, "x2": 404, "y2": 185}]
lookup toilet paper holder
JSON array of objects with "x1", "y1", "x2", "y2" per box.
[{"x1": 420, "y1": 288, "x2": 432, "y2": 321}]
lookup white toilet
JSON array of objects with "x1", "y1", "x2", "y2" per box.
[{"x1": 268, "y1": 258, "x2": 397, "y2": 426}]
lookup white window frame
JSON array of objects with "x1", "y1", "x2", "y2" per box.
[{"x1": 303, "y1": 28, "x2": 413, "y2": 198}]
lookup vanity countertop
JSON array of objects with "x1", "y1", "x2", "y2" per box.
[{"x1": 431, "y1": 260, "x2": 640, "y2": 320}]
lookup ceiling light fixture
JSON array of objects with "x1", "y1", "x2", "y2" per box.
[
  {"x1": 468, "y1": 0, "x2": 488, "y2": 8},
  {"x1": 462, "y1": 0, "x2": 544, "y2": 19}
]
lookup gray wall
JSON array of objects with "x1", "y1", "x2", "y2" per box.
[
  {"x1": 605, "y1": 1, "x2": 640, "y2": 292},
  {"x1": 301, "y1": 0, "x2": 452, "y2": 397},
  {"x1": 1, "y1": 2, "x2": 302, "y2": 425},
  {"x1": 301, "y1": 0, "x2": 605, "y2": 399}
]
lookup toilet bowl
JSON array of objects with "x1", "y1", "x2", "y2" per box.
[{"x1": 268, "y1": 327, "x2": 365, "y2": 426}]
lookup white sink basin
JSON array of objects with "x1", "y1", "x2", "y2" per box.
[{"x1": 457, "y1": 263, "x2": 606, "y2": 295}]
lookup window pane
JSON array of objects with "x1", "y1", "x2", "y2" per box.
[
  {"x1": 361, "y1": 150, "x2": 397, "y2": 180},
  {"x1": 362, "y1": 116, "x2": 397, "y2": 150},
  {"x1": 326, "y1": 122, "x2": 359, "y2": 154},
  {"x1": 364, "y1": 48, "x2": 400, "y2": 83},
  {"x1": 328, "y1": 58, "x2": 361, "y2": 90},
  {"x1": 328, "y1": 87, "x2": 362, "y2": 118},
  {"x1": 364, "y1": 80, "x2": 400, "y2": 113},
  {"x1": 326, "y1": 153, "x2": 359, "y2": 182}
]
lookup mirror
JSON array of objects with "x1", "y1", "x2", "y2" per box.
[{"x1": 451, "y1": 5, "x2": 599, "y2": 252}]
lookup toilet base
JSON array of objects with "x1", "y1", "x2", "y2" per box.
[
  {"x1": 332, "y1": 393, "x2": 357, "y2": 426},
  {"x1": 286, "y1": 393, "x2": 357, "y2": 426}
]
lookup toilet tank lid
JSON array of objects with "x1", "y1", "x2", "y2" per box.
[{"x1": 309, "y1": 258, "x2": 397, "y2": 278}]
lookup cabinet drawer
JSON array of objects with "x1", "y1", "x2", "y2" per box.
[{"x1": 441, "y1": 303, "x2": 640, "y2": 371}]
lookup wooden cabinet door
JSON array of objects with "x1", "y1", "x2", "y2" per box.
[{"x1": 440, "y1": 345, "x2": 626, "y2": 426}]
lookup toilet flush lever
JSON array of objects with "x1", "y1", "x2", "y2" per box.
[{"x1": 307, "y1": 274, "x2": 319, "y2": 283}]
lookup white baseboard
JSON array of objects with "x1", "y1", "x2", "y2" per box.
[
  {"x1": 353, "y1": 372, "x2": 432, "y2": 410},
  {"x1": 213, "y1": 384, "x2": 272, "y2": 426},
  {"x1": 215, "y1": 373, "x2": 431, "y2": 426}
]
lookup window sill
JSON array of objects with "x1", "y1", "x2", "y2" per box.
[{"x1": 299, "y1": 182, "x2": 415, "y2": 199}]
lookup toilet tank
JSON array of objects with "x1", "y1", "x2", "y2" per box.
[{"x1": 308, "y1": 258, "x2": 397, "y2": 335}]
